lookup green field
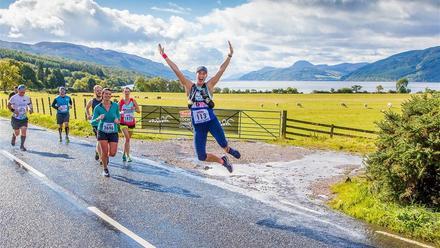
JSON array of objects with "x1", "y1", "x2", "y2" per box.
[
  {"x1": 0, "y1": 92, "x2": 410, "y2": 129},
  {"x1": 0, "y1": 92, "x2": 411, "y2": 153}
]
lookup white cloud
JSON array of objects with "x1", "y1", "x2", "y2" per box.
[
  {"x1": 0, "y1": 0, "x2": 438, "y2": 76},
  {"x1": 151, "y1": 2, "x2": 192, "y2": 15}
]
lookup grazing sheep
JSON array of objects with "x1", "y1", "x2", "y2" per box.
[
  {"x1": 260, "y1": 104, "x2": 264, "y2": 108},
  {"x1": 144, "y1": 96, "x2": 149, "y2": 99},
  {"x1": 157, "y1": 96, "x2": 162, "y2": 99},
  {"x1": 276, "y1": 103, "x2": 279, "y2": 107},
  {"x1": 364, "y1": 103, "x2": 368, "y2": 108},
  {"x1": 296, "y1": 102, "x2": 303, "y2": 108},
  {"x1": 387, "y1": 102, "x2": 392, "y2": 108},
  {"x1": 341, "y1": 102, "x2": 347, "y2": 108}
]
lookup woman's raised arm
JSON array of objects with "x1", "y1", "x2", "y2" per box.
[{"x1": 158, "y1": 44, "x2": 192, "y2": 92}]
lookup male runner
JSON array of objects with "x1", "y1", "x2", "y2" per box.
[
  {"x1": 8, "y1": 85, "x2": 33, "y2": 151},
  {"x1": 51, "y1": 86, "x2": 72, "y2": 143}
]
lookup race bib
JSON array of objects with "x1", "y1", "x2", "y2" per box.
[
  {"x1": 102, "y1": 122, "x2": 116, "y2": 133},
  {"x1": 16, "y1": 107, "x2": 27, "y2": 119},
  {"x1": 58, "y1": 105, "x2": 68, "y2": 112},
  {"x1": 192, "y1": 109, "x2": 211, "y2": 124},
  {"x1": 124, "y1": 113, "x2": 134, "y2": 123}
]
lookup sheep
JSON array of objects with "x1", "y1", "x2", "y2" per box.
[
  {"x1": 275, "y1": 103, "x2": 279, "y2": 107},
  {"x1": 387, "y1": 102, "x2": 392, "y2": 108},
  {"x1": 296, "y1": 102, "x2": 303, "y2": 108},
  {"x1": 341, "y1": 102, "x2": 347, "y2": 108},
  {"x1": 364, "y1": 103, "x2": 368, "y2": 108},
  {"x1": 157, "y1": 96, "x2": 162, "y2": 100},
  {"x1": 260, "y1": 104, "x2": 264, "y2": 108}
]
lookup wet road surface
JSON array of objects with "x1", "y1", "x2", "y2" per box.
[{"x1": 0, "y1": 118, "x2": 429, "y2": 248}]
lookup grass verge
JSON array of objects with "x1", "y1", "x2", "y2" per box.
[{"x1": 328, "y1": 178, "x2": 440, "y2": 246}]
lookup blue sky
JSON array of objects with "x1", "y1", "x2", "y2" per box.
[{"x1": 0, "y1": 0, "x2": 439, "y2": 74}]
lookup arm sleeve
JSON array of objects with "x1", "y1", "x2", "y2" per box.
[
  {"x1": 115, "y1": 103, "x2": 121, "y2": 120},
  {"x1": 90, "y1": 106, "x2": 100, "y2": 126},
  {"x1": 51, "y1": 98, "x2": 58, "y2": 109}
]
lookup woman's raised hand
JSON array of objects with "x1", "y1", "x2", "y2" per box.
[
  {"x1": 228, "y1": 40, "x2": 233, "y2": 57},
  {"x1": 158, "y1": 44, "x2": 165, "y2": 56}
]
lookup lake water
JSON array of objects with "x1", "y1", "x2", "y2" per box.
[{"x1": 217, "y1": 81, "x2": 440, "y2": 93}]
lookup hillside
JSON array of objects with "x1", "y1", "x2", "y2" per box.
[
  {"x1": 0, "y1": 40, "x2": 193, "y2": 80},
  {"x1": 342, "y1": 46, "x2": 440, "y2": 82},
  {"x1": 239, "y1": 60, "x2": 368, "y2": 81}
]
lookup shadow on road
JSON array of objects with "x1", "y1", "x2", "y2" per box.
[
  {"x1": 112, "y1": 175, "x2": 201, "y2": 198},
  {"x1": 27, "y1": 150, "x2": 74, "y2": 160},
  {"x1": 110, "y1": 162, "x2": 173, "y2": 178},
  {"x1": 256, "y1": 218, "x2": 376, "y2": 248}
]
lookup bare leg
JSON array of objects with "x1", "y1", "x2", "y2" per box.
[
  {"x1": 99, "y1": 140, "x2": 109, "y2": 169},
  {"x1": 205, "y1": 153, "x2": 224, "y2": 165},
  {"x1": 108, "y1": 142, "x2": 118, "y2": 157},
  {"x1": 122, "y1": 128, "x2": 131, "y2": 156}
]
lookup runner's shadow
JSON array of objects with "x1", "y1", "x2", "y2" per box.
[
  {"x1": 27, "y1": 127, "x2": 46, "y2": 131},
  {"x1": 110, "y1": 162, "x2": 173, "y2": 178},
  {"x1": 72, "y1": 142, "x2": 95, "y2": 148},
  {"x1": 256, "y1": 218, "x2": 375, "y2": 248},
  {"x1": 27, "y1": 150, "x2": 74, "y2": 159},
  {"x1": 112, "y1": 175, "x2": 201, "y2": 198}
]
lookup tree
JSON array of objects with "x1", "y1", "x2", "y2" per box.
[
  {"x1": 37, "y1": 63, "x2": 45, "y2": 84},
  {"x1": 351, "y1": 85, "x2": 362, "y2": 93},
  {"x1": 20, "y1": 63, "x2": 37, "y2": 86},
  {"x1": 366, "y1": 93, "x2": 440, "y2": 207},
  {"x1": 0, "y1": 59, "x2": 20, "y2": 92},
  {"x1": 396, "y1": 78, "x2": 410, "y2": 93},
  {"x1": 222, "y1": 88, "x2": 230, "y2": 94},
  {"x1": 376, "y1": 85, "x2": 384, "y2": 93},
  {"x1": 134, "y1": 77, "x2": 150, "y2": 92}
]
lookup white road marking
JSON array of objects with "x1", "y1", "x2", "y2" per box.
[
  {"x1": 88, "y1": 207, "x2": 155, "y2": 248},
  {"x1": 0, "y1": 149, "x2": 155, "y2": 248},
  {"x1": 279, "y1": 200, "x2": 323, "y2": 215},
  {"x1": 375, "y1": 231, "x2": 434, "y2": 248},
  {"x1": 0, "y1": 150, "x2": 46, "y2": 178}
]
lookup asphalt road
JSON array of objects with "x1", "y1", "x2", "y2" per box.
[{"x1": 0, "y1": 118, "x2": 427, "y2": 248}]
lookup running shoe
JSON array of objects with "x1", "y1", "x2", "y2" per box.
[
  {"x1": 102, "y1": 168, "x2": 110, "y2": 177},
  {"x1": 122, "y1": 153, "x2": 127, "y2": 162},
  {"x1": 228, "y1": 148, "x2": 241, "y2": 159},
  {"x1": 65, "y1": 137, "x2": 70, "y2": 144},
  {"x1": 11, "y1": 134, "x2": 16, "y2": 146},
  {"x1": 59, "y1": 137, "x2": 62, "y2": 142},
  {"x1": 95, "y1": 152, "x2": 100, "y2": 161},
  {"x1": 127, "y1": 155, "x2": 132, "y2": 162},
  {"x1": 221, "y1": 156, "x2": 233, "y2": 173},
  {"x1": 20, "y1": 146, "x2": 27, "y2": 152}
]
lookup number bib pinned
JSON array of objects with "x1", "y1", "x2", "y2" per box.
[
  {"x1": 124, "y1": 113, "x2": 134, "y2": 123},
  {"x1": 102, "y1": 122, "x2": 116, "y2": 133},
  {"x1": 59, "y1": 105, "x2": 68, "y2": 112},
  {"x1": 192, "y1": 109, "x2": 211, "y2": 124}
]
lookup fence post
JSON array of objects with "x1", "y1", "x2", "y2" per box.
[
  {"x1": 83, "y1": 98, "x2": 87, "y2": 120},
  {"x1": 35, "y1": 98, "x2": 39, "y2": 113},
  {"x1": 41, "y1": 98, "x2": 45, "y2": 114},
  {"x1": 281, "y1": 110, "x2": 287, "y2": 139},
  {"x1": 330, "y1": 124, "x2": 334, "y2": 138},
  {"x1": 48, "y1": 97, "x2": 52, "y2": 116},
  {"x1": 73, "y1": 98, "x2": 77, "y2": 119}
]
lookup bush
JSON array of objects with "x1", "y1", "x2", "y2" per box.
[{"x1": 366, "y1": 93, "x2": 440, "y2": 208}]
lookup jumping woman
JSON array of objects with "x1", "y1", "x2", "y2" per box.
[
  {"x1": 119, "y1": 87, "x2": 140, "y2": 162},
  {"x1": 158, "y1": 41, "x2": 241, "y2": 173},
  {"x1": 91, "y1": 88, "x2": 120, "y2": 177}
]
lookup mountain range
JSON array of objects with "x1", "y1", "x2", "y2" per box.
[
  {"x1": 239, "y1": 61, "x2": 368, "y2": 81},
  {"x1": 0, "y1": 39, "x2": 438, "y2": 82},
  {"x1": 0, "y1": 40, "x2": 194, "y2": 80},
  {"x1": 240, "y1": 46, "x2": 439, "y2": 82}
]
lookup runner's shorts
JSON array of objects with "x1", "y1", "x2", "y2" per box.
[
  {"x1": 97, "y1": 131, "x2": 119, "y2": 143},
  {"x1": 56, "y1": 113, "x2": 70, "y2": 125},
  {"x1": 11, "y1": 117, "x2": 28, "y2": 130}
]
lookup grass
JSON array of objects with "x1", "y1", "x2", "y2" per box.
[
  {"x1": 0, "y1": 92, "x2": 411, "y2": 153},
  {"x1": 329, "y1": 178, "x2": 440, "y2": 246}
]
